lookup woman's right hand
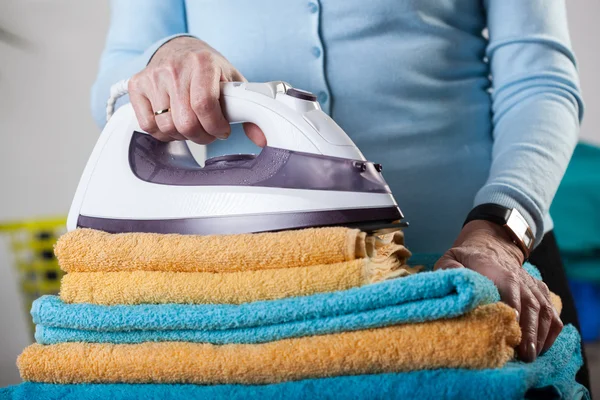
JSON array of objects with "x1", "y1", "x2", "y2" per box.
[{"x1": 128, "y1": 36, "x2": 265, "y2": 146}]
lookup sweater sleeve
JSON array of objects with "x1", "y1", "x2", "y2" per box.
[
  {"x1": 477, "y1": 0, "x2": 584, "y2": 246},
  {"x1": 90, "y1": 0, "x2": 190, "y2": 128}
]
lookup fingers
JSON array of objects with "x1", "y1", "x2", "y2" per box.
[
  {"x1": 243, "y1": 123, "x2": 267, "y2": 147},
  {"x1": 495, "y1": 268, "x2": 522, "y2": 323},
  {"x1": 535, "y1": 279, "x2": 563, "y2": 353},
  {"x1": 437, "y1": 240, "x2": 563, "y2": 363},
  {"x1": 230, "y1": 68, "x2": 246, "y2": 83},
  {"x1": 525, "y1": 277, "x2": 550, "y2": 358},
  {"x1": 522, "y1": 273, "x2": 563, "y2": 357},
  {"x1": 189, "y1": 57, "x2": 231, "y2": 139},
  {"x1": 517, "y1": 282, "x2": 540, "y2": 362},
  {"x1": 492, "y1": 267, "x2": 562, "y2": 362},
  {"x1": 129, "y1": 52, "x2": 235, "y2": 144},
  {"x1": 168, "y1": 75, "x2": 215, "y2": 145},
  {"x1": 129, "y1": 75, "x2": 180, "y2": 142},
  {"x1": 129, "y1": 90, "x2": 159, "y2": 135},
  {"x1": 517, "y1": 274, "x2": 563, "y2": 362},
  {"x1": 150, "y1": 89, "x2": 184, "y2": 141}
]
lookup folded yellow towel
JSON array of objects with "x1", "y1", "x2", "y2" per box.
[
  {"x1": 18, "y1": 303, "x2": 520, "y2": 384},
  {"x1": 59, "y1": 229, "x2": 411, "y2": 305},
  {"x1": 60, "y1": 252, "x2": 414, "y2": 305},
  {"x1": 56, "y1": 227, "x2": 406, "y2": 273}
]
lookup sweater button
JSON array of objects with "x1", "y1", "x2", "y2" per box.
[
  {"x1": 311, "y1": 47, "x2": 322, "y2": 58},
  {"x1": 308, "y1": 2, "x2": 319, "y2": 13},
  {"x1": 318, "y1": 92, "x2": 328, "y2": 104}
]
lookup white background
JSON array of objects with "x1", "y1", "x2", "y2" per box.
[{"x1": 0, "y1": 0, "x2": 598, "y2": 386}]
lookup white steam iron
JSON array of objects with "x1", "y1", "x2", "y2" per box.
[{"x1": 67, "y1": 81, "x2": 406, "y2": 235}]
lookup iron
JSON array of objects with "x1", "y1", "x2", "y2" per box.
[{"x1": 67, "y1": 81, "x2": 406, "y2": 235}]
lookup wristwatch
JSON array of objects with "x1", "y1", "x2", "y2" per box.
[{"x1": 463, "y1": 204, "x2": 535, "y2": 259}]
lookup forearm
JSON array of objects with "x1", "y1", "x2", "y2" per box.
[
  {"x1": 479, "y1": 0, "x2": 584, "y2": 245},
  {"x1": 475, "y1": 82, "x2": 581, "y2": 243}
]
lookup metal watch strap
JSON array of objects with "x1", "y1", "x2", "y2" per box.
[{"x1": 463, "y1": 203, "x2": 533, "y2": 259}]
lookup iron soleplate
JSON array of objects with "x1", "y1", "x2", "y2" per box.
[{"x1": 77, "y1": 206, "x2": 405, "y2": 236}]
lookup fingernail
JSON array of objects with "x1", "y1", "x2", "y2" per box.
[
  {"x1": 514, "y1": 309, "x2": 519, "y2": 322},
  {"x1": 218, "y1": 130, "x2": 231, "y2": 140},
  {"x1": 527, "y1": 342, "x2": 537, "y2": 362}
]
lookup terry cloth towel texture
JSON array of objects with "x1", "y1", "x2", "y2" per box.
[
  {"x1": 55, "y1": 227, "x2": 387, "y2": 273},
  {"x1": 59, "y1": 258, "x2": 413, "y2": 305},
  {"x1": 2, "y1": 326, "x2": 588, "y2": 400},
  {"x1": 33, "y1": 268, "x2": 499, "y2": 344},
  {"x1": 58, "y1": 229, "x2": 412, "y2": 305},
  {"x1": 18, "y1": 303, "x2": 521, "y2": 385}
]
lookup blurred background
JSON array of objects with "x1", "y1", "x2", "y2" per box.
[{"x1": 0, "y1": 0, "x2": 598, "y2": 390}]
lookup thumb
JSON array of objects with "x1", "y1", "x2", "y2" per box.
[
  {"x1": 243, "y1": 123, "x2": 267, "y2": 147},
  {"x1": 434, "y1": 252, "x2": 464, "y2": 271}
]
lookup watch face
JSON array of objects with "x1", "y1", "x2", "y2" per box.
[
  {"x1": 523, "y1": 235, "x2": 533, "y2": 249},
  {"x1": 506, "y1": 209, "x2": 535, "y2": 253}
]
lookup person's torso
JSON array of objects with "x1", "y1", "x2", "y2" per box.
[{"x1": 185, "y1": 0, "x2": 493, "y2": 252}]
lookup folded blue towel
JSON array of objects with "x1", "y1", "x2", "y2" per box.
[
  {"x1": 1, "y1": 325, "x2": 588, "y2": 400},
  {"x1": 34, "y1": 267, "x2": 498, "y2": 344}
]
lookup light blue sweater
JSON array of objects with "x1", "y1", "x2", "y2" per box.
[{"x1": 91, "y1": 0, "x2": 583, "y2": 253}]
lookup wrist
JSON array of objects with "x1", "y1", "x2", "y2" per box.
[
  {"x1": 464, "y1": 204, "x2": 534, "y2": 260},
  {"x1": 457, "y1": 220, "x2": 525, "y2": 265},
  {"x1": 149, "y1": 36, "x2": 205, "y2": 66}
]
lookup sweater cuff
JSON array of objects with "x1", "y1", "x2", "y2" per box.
[
  {"x1": 473, "y1": 184, "x2": 544, "y2": 248},
  {"x1": 113, "y1": 33, "x2": 196, "y2": 111}
]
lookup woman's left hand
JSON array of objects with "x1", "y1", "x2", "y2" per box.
[{"x1": 435, "y1": 220, "x2": 563, "y2": 362}]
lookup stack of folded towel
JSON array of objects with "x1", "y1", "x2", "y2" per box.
[{"x1": 0, "y1": 227, "x2": 589, "y2": 400}]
